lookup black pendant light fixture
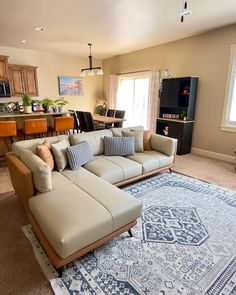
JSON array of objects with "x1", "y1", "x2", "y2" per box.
[
  {"x1": 80, "y1": 43, "x2": 103, "y2": 77},
  {"x1": 180, "y1": 1, "x2": 192, "y2": 23}
]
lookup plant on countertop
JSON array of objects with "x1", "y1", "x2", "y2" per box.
[
  {"x1": 22, "y1": 94, "x2": 32, "y2": 113},
  {"x1": 22, "y1": 94, "x2": 32, "y2": 106},
  {"x1": 55, "y1": 97, "x2": 69, "y2": 113},
  {"x1": 41, "y1": 98, "x2": 55, "y2": 113}
]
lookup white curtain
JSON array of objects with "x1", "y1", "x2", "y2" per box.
[
  {"x1": 108, "y1": 74, "x2": 120, "y2": 109},
  {"x1": 147, "y1": 69, "x2": 160, "y2": 132}
]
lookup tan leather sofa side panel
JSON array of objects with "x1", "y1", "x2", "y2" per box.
[{"x1": 6, "y1": 152, "x2": 35, "y2": 209}]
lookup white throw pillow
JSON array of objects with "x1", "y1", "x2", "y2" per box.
[
  {"x1": 19, "y1": 149, "x2": 52, "y2": 193},
  {"x1": 51, "y1": 139, "x2": 70, "y2": 171}
]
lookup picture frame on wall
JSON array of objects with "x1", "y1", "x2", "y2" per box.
[{"x1": 58, "y1": 76, "x2": 84, "y2": 96}]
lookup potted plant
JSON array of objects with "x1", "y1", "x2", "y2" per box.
[
  {"x1": 22, "y1": 94, "x2": 32, "y2": 114},
  {"x1": 41, "y1": 98, "x2": 55, "y2": 113},
  {"x1": 55, "y1": 97, "x2": 69, "y2": 113}
]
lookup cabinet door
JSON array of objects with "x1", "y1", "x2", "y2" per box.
[
  {"x1": 23, "y1": 67, "x2": 38, "y2": 96},
  {"x1": 0, "y1": 56, "x2": 9, "y2": 80},
  {"x1": 9, "y1": 66, "x2": 25, "y2": 96},
  {"x1": 160, "y1": 78, "x2": 179, "y2": 107}
]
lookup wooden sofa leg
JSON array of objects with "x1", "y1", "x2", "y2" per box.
[
  {"x1": 57, "y1": 266, "x2": 64, "y2": 277},
  {"x1": 127, "y1": 229, "x2": 133, "y2": 237},
  {"x1": 169, "y1": 168, "x2": 172, "y2": 173}
]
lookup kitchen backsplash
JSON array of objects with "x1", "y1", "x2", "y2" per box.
[{"x1": 0, "y1": 102, "x2": 22, "y2": 113}]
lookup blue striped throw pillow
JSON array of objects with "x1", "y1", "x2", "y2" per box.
[
  {"x1": 67, "y1": 141, "x2": 94, "y2": 170},
  {"x1": 104, "y1": 136, "x2": 135, "y2": 156}
]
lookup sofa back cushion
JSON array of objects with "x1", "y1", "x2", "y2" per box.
[
  {"x1": 104, "y1": 136, "x2": 135, "y2": 156},
  {"x1": 67, "y1": 141, "x2": 94, "y2": 170},
  {"x1": 19, "y1": 149, "x2": 52, "y2": 193},
  {"x1": 12, "y1": 135, "x2": 69, "y2": 157},
  {"x1": 69, "y1": 129, "x2": 112, "y2": 155},
  {"x1": 111, "y1": 126, "x2": 144, "y2": 137}
]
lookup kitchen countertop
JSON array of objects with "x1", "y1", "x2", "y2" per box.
[{"x1": 0, "y1": 111, "x2": 73, "y2": 118}]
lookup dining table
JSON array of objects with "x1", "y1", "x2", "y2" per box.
[{"x1": 93, "y1": 114, "x2": 126, "y2": 125}]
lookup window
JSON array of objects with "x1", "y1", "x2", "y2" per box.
[
  {"x1": 221, "y1": 45, "x2": 236, "y2": 132},
  {"x1": 117, "y1": 73, "x2": 150, "y2": 129}
]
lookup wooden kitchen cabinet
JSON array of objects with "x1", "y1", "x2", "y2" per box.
[
  {"x1": 9, "y1": 64, "x2": 39, "y2": 96},
  {"x1": 0, "y1": 56, "x2": 9, "y2": 80}
]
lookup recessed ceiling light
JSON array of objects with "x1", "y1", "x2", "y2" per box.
[
  {"x1": 21, "y1": 40, "x2": 29, "y2": 44},
  {"x1": 34, "y1": 26, "x2": 45, "y2": 31}
]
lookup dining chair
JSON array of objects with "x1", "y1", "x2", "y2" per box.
[
  {"x1": 77, "y1": 111, "x2": 87, "y2": 132},
  {"x1": 99, "y1": 108, "x2": 107, "y2": 116},
  {"x1": 83, "y1": 112, "x2": 96, "y2": 132},
  {"x1": 114, "y1": 110, "x2": 126, "y2": 128},
  {"x1": 52, "y1": 117, "x2": 74, "y2": 135},
  {"x1": 107, "y1": 109, "x2": 116, "y2": 117},
  {"x1": 23, "y1": 118, "x2": 48, "y2": 139},
  {"x1": 68, "y1": 110, "x2": 80, "y2": 133}
]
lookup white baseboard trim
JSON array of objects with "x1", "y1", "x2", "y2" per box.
[{"x1": 191, "y1": 147, "x2": 235, "y2": 164}]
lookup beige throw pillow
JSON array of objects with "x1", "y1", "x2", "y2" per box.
[
  {"x1": 36, "y1": 140, "x2": 54, "y2": 171},
  {"x1": 122, "y1": 130, "x2": 144, "y2": 152},
  {"x1": 51, "y1": 139, "x2": 70, "y2": 171},
  {"x1": 19, "y1": 149, "x2": 52, "y2": 193}
]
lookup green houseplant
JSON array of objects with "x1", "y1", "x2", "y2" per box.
[
  {"x1": 41, "y1": 98, "x2": 55, "y2": 113},
  {"x1": 55, "y1": 97, "x2": 69, "y2": 113},
  {"x1": 22, "y1": 94, "x2": 32, "y2": 114}
]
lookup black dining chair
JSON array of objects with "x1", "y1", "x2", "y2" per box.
[
  {"x1": 68, "y1": 110, "x2": 80, "y2": 133},
  {"x1": 77, "y1": 111, "x2": 87, "y2": 133},
  {"x1": 114, "y1": 110, "x2": 126, "y2": 128},
  {"x1": 83, "y1": 112, "x2": 96, "y2": 132},
  {"x1": 100, "y1": 108, "x2": 107, "y2": 116},
  {"x1": 105, "y1": 109, "x2": 116, "y2": 128},
  {"x1": 107, "y1": 109, "x2": 116, "y2": 117}
]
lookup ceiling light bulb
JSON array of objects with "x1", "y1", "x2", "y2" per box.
[
  {"x1": 97, "y1": 69, "x2": 104, "y2": 75},
  {"x1": 80, "y1": 71, "x2": 86, "y2": 77},
  {"x1": 88, "y1": 70, "x2": 94, "y2": 76},
  {"x1": 180, "y1": 10, "x2": 192, "y2": 16},
  {"x1": 34, "y1": 26, "x2": 45, "y2": 31},
  {"x1": 21, "y1": 40, "x2": 29, "y2": 44}
]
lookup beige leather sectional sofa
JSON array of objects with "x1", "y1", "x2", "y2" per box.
[{"x1": 7, "y1": 126, "x2": 177, "y2": 270}]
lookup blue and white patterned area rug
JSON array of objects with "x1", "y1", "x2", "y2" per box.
[{"x1": 22, "y1": 172, "x2": 236, "y2": 295}]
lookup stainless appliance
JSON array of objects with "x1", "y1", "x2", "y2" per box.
[{"x1": 0, "y1": 80, "x2": 11, "y2": 97}]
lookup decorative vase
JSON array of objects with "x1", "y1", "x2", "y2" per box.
[
  {"x1": 42, "y1": 104, "x2": 50, "y2": 113},
  {"x1": 24, "y1": 106, "x2": 32, "y2": 114}
]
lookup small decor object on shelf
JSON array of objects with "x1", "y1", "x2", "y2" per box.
[
  {"x1": 95, "y1": 98, "x2": 107, "y2": 114},
  {"x1": 58, "y1": 76, "x2": 83, "y2": 96},
  {"x1": 22, "y1": 94, "x2": 32, "y2": 114},
  {"x1": 163, "y1": 126, "x2": 169, "y2": 136},
  {"x1": 55, "y1": 97, "x2": 69, "y2": 113},
  {"x1": 41, "y1": 98, "x2": 54, "y2": 113}
]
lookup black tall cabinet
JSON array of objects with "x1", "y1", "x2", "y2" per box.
[{"x1": 157, "y1": 76, "x2": 198, "y2": 155}]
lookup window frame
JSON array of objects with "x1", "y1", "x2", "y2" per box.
[{"x1": 221, "y1": 45, "x2": 236, "y2": 132}]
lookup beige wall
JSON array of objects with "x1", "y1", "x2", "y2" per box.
[
  {"x1": 0, "y1": 46, "x2": 103, "y2": 112},
  {"x1": 103, "y1": 24, "x2": 236, "y2": 157}
]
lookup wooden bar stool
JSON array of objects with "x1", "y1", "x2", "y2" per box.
[
  {"x1": 53, "y1": 117, "x2": 74, "y2": 135},
  {"x1": 23, "y1": 118, "x2": 48, "y2": 139},
  {"x1": 0, "y1": 121, "x2": 17, "y2": 156}
]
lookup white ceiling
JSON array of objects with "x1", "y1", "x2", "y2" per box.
[{"x1": 0, "y1": 0, "x2": 236, "y2": 59}]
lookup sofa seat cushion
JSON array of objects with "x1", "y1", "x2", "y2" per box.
[
  {"x1": 29, "y1": 172, "x2": 113, "y2": 259},
  {"x1": 62, "y1": 168, "x2": 142, "y2": 230},
  {"x1": 83, "y1": 155, "x2": 142, "y2": 184},
  {"x1": 127, "y1": 151, "x2": 174, "y2": 173}
]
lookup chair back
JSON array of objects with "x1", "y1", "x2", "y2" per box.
[
  {"x1": 114, "y1": 110, "x2": 125, "y2": 128},
  {"x1": 0, "y1": 121, "x2": 17, "y2": 137},
  {"x1": 54, "y1": 117, "x2": 74, "y2": 132},
  {"x1": 77, "y1": 111, "x2": 87, "y2": 132},
  {"x1": 100, "y1": 108, "x2": 107, "y2": 116},
  {"x1": 24, "y1": 118, "x2": 47, "y2": 135},
  {"x1": 83, "y1": 112, "x2": 96, "y2": 132},
  {"x1": 68, "y1": 110, "x2": 80, "y2": 132},
  {"x1": 107, "y1": 109, "x2": 116, "y2": 117}
]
